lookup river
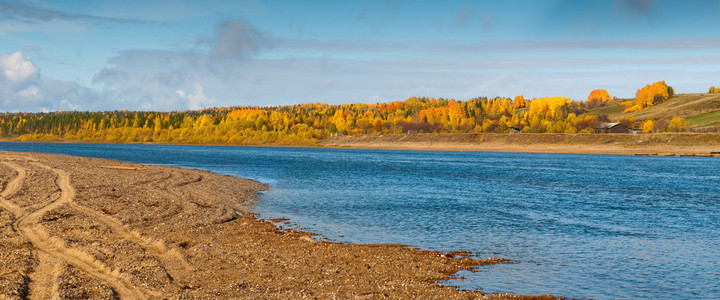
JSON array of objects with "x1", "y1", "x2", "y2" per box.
[{"x1": 0, "y1": 142, "x2": 718, "y2": 299}]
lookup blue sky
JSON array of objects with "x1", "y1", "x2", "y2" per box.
[{"x1": 2, "y1": 0, "x2": 720, "y2": 112}]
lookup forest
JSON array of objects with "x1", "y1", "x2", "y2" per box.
[{"x1": 0, "y1": 82, "x2": 692, "y2": 145}]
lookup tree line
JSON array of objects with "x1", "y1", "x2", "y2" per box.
[{"x1": 0, "y1": 82, "x2": 693, "y2": 145}]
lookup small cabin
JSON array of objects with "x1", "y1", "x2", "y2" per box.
[{"x1": 594, "y1": 123, "x2": 630, "y2": 134}]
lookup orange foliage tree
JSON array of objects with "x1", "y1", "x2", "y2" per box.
[
  {"x1": 587, "y1": 89, "x2": 611, "y2": 107},
  {"x1": 513, "y1": 95, "x2": 527, "y2": 109}
]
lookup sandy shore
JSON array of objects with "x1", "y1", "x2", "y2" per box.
[
  {"x1": 319, "y1": 133, "x2": 720, "y2": 155},
  {"x1": 0, "y1": 151, "x2": 556, "y2": 299},
  {"x1": 5, "y1": 132, "x2": 720, "y2": 156}
]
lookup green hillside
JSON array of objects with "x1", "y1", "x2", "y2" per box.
[{"x1": 586, "y1": 93, "x2": 720, "y2": 130}]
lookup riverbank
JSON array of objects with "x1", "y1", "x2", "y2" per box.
[
  {"x1": 319, "y1": 133, "x2": 720, "y2": 155},
  {"x1": 0, "y1": 151, "x2": 555, "y2": 299},
  {"x1": 6, "y1": 132, "x2": 720, "y2": 156}
]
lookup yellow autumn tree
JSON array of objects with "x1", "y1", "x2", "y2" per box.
[
  {"x1": 641, "y1": 119, "x2": 655, "y2": 133},
  {"x1": 626, "y1": 81, "x2": 673, "y2": 112},
  {"x1": 3, "y1": 94, "x2": 610, "y2": 144},
  {"x1": 528, "y1": 97, "x2": 572, "y2": 120},
  {"x1": 513, "y1": 95, "x2": 527, "y2": 109},
  {"x1": 666, "y1": 117, "x2": 688, "y2": 132}
]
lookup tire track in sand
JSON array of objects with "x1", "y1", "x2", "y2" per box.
[
  {"x1": 62, "y1": 165, "x2": 192, "y2": 286},
  {"x1": 66, "y1": 195, "x2": 192, "y2": 285},
  {"x1": 8, "y1": 161, "x2": 148, "y2": 299},
  {"x1": 0, "y1": 161, "x2": 27, "y2": 216},
  {"x1": 0, "y1": 161, "x2": 40, "y2": 297},
  {"x1": 1, "y1": 161, "x2": 63, "y2": 299},
  {"x1": 0, "y1": 161, "x2": 62, "y2": 299},
  {"x1": 27, "y1": 252, "x2": 62, "y2": 300}
]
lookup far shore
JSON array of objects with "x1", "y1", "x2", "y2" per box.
[
  {"x1": 318, "y1": 132, "x2": 720, "y2": 156},
  {"x1": 3, "y1": 132, "x2": 720, "y2": 156}
]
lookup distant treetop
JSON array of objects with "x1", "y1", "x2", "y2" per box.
[
  {"x1": 624, "y1": 81, "x2": 674, "y2": 113},
  {"x1": 587, "y1": 89, "x2": 611, "y2": 108}
]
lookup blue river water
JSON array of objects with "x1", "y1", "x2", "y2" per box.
[{"x1": 0, "y1": 142, "x2": 718, "y2": 299}]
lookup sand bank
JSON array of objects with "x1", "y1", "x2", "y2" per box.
[
  {"x1": 318, "y1": 133, "x2": 720, "y2": 156},
  {"x1": 0, "y1": 151, "x2": 556, "y2": 299}
]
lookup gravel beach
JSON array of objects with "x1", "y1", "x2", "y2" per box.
[{"x1": 0, "y1": 151, "x2": 555, "y2": 299}]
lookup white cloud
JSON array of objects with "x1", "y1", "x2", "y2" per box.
[
  {"x1": 89, "y1": 39, "x2": 720, "y2": 108},
  {"x1": 175, "y1": 83, "x2": 215, "y2": 110},
  {"x1": 16, "y1": 85, "x2": 40, "y2": 98},
  {"x1": 0, "y1": 51, "x2": 102, "y2": 112},
  {"x1": 0, "y1": 51, "x2": 39, "y2": 83},
  {"x1": 59, "y1": 99, "x2": 79, "y2": 111},
  {"x1": 4, "y1": 17, "x2": 717, "y2": 112},
  {"x1": 85, "y1": 20, "x2": 270, "y2": 111}
]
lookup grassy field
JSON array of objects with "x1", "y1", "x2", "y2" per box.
[
  {"x1": 586, "y1": 93, "x2": 720, "y2": 130},
  {"x1": 585, "y1": 100, "x2": 625, "y2": 116},
  {"x1": 686, "y1": 110, "x2": 720, "y2": 129}
]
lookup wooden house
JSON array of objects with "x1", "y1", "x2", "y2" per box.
[{"x1": 594, "y1": 122, "x2": 630, "y2": 134}]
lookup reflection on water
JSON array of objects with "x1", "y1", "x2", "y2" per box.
[{"x1": 1, "y1": 142, "x2": 718, "y2": 299}]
